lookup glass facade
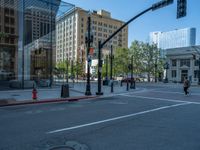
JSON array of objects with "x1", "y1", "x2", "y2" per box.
[
  {"x1": 149, "y1": 28, "x2": 196, "y2": 58},
  {"x1": 0, "y1": 0, "x2": 75, "y2": 90}
]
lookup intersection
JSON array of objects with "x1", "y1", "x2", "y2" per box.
[{"x1": 1, "y1": 83, "x2": 200, "y2": 150}]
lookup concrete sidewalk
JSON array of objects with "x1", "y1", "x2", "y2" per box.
[{"x1": 0, "y1": 81, "x2": 139, "y2": 107}]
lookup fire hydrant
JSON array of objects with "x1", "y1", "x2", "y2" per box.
[{"x1": 32, "y1": 87, "x2": 37, "y2": 100}]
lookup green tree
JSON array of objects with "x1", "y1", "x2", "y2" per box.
[
  {"x1": 129, "y1": 40, "x2": 163, "y2": 82},
  {"x1": 54, "y1": 60, "x2": 70, "y2": 79},
  {"x1": 114, "y1": 47, "x2": 130, "y2": 76},
  {"x1": 141, "y1": 43, "x2": 161, "y2": 82},
  {"x1": 74, "y1": 61, "x2": 84, "y2": 79},
  {"x1": 129, "y1": 41, "x2": 144, "y2": 75}
]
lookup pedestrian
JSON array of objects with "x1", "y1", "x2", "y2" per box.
[{"x1": 183, "y1": 77, "x2": 190, "y2": 95}]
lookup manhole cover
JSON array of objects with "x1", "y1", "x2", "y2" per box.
[{"x1": 49, "y1": 145, "x2": 75, "y2": 150}]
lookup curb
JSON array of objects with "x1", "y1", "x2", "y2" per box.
[{"x1": 0, "y1": 96, "x2": 98, "y2": 107}]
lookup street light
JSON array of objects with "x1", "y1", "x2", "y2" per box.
[
  {"x1": 163, "y1": 62, "x2": 169, "y2": 83},
  {"x1": 130, "y1": 55, "x2": 135, "y2": 89},
  {"x1": 191, "y1": 46, "x2": 200, "y2": 85},
  {"x1": 85, "y1": 13, "x2": 92, "y2": 96},
  {"x1": 110, "y1": 45, "x2": 114, "y2": 92}
]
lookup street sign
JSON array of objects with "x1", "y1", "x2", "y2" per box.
[{"x1": 89, "y1": 47, "x2": 94, "y2": 55}]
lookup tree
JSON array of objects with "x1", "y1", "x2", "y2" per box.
[
  {"x1": 54, "y1": 60, "x2": 70, "y2": 79},
  {"x1": 141, "y1": 43, "x2": 161, "y2": 82},
  {"x1": 129, "y1": 40, "x2": 163, "y2": 82},
  {"x1": 74, "y1": 61, "x2": 84, "y2": 79},
  {"x1": 114, "y1": 47, "x2": 129, "y2": 76},
  {"x1": 129, "y1": 41, "x2": 144, "y2": 75}
]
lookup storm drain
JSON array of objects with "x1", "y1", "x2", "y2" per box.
[
  {"x1": 48, "y1": 141, "x2": 89, "y2": 150},
  {"x1": 49, "y1": 145, "x2": 75, "y2": 150}
]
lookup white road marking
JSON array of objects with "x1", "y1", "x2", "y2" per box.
[
  {"x1": 121, "y1": 94, "x2": 200, "y2": 105},
  {"x1": 109, "y1": 101, "x2": 128, "y2": 105},
  {"x1": 47, "y1": 102, "x2": 191, "y2": 134},
  {"x1": 151, "y1": 90, "x2": 200, "y2": 96}
]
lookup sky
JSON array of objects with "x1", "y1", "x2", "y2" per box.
[{"x1": 63, "y1": 0, "x2": 200, "y2": 47}]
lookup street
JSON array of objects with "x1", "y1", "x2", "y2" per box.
[{"x1": 1, "y1": 84, "x2": 200, "y2": 150}]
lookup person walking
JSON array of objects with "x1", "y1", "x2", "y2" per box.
[{"x1": 183, "y1": 77, "x2": 190, "y2": 95}]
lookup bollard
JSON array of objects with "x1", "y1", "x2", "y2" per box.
[
  {"x1": 133, "y1": 81, "x2": 136, "y2": 89},
  {"x1": 126, "y1": 81, "x2": 129, "y2": 91},
  {"x1": 121, "y1": 80, "x2": 123, "y2": 87},
  {"x1": 111, "y1": 80, "x2": 114, "y2": 93},
  {"x1": 32, "y1": 87, "x2": 37, "y2": 100}
]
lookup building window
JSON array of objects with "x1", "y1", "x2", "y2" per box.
[
  {"x1": 194, "y1": 60, "x2": 199, "y2": 66},
  {"x1": 171, "y1": 70, "x2": 176, "y2": 78},
  {"x1": 194, "y1": 70, "x2": 198, "y2": 78},
  {"x1": 180, "y1": 59, "x2": 190, "y2": 67},
  {"x1": 172, "y1": 59, "x2": 176, "y2": 67}
]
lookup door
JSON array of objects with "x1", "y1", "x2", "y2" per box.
[{"x1": 181, "y1": 70, "x2": 188, "y2": 82}]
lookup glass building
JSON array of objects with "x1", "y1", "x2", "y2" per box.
[
  {"x1": 0, "y1": 0, "x2": 75, "y2": 90},
  {"x1": 149, "y1": 28, "x2": 196, "y2": 58}
]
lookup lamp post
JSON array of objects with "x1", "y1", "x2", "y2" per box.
[
  {"x1": 105, "y1": 55, "x2": 108, "y2": 85},
  {"x1": 164, "y1": 62, "x2": 169, "y2": 83},
  {"x1": 66, "y1": 56, "x2": 69, "y2": 83},
  {"x1": 110, "y1": 45, "x2": 114, "y2": 92},
  {"x1": 85, "y1": 14, "x2": 92, "y2": 96},
  {"x1": 96, "y1": 41, "x2": 103, "y2": 95},
  {"x1": 130, "y1": 55, "x2": 135, "y2": 89},
  {"x1": 192, "y1": 46, "x2": 200, "y2": 85}
]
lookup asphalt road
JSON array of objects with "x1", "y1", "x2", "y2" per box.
[{"x1": 1, "y1": 85, "x2": 200, "y2": 150}]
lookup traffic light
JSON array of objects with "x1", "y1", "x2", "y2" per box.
[{"x1": 177, "y1": 0, "x2": 187, "y2": 19}]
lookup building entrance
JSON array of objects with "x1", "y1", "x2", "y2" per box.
[{"x1": 181, "y1": 70, "x2": 188, "y2": 82}]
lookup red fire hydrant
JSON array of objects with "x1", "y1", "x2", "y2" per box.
[{"x1": 32, "y1": 87, "x2": 37, "y2": 100}]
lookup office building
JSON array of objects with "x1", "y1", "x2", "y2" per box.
[
  {"x1": 149, "y1": 28, "x2": 196, "y2": 58},
  {"x1": 0, "y1": 0, "x2": 18, "y2": 80},
  {"x1": 56, "y1": 7, "x2": 128, "y2": 65},
  {"x1": 166, "y1": 45, "x2": 200, "y2": 85}
]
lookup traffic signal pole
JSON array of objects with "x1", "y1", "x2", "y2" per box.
[
  {"x1": 96, "y1": 0, "x2": 174, "y2": 95},
  {"x1": 85, "y1": 15, "x2": 92, "y2": 96}
]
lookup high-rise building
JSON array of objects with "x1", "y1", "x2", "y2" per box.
[
  {"x1": 0, "y1": 0, "x2": 18, "y2": 79},
  {"x1": 56, "y1": 7, "x2": 128, "y2": 64},
  {"x1": 149, "y1": 28, "x2": 196, "y2": 58}
]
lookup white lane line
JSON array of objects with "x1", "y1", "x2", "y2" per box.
[
  {"x1": 47, "y1": 102, "x2": 190, "y2": 134},
  {"x1": 121, "y1": 94, "x2": 200, "y2": 105},
  {"x1": 151, "y1": 90, "x2": 200, "y2": 96},
  {"x1": 109, "y1": 101, "x2": 128, "y2": 105}
]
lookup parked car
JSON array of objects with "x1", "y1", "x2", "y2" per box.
[
  {"x1": 121, "y1": 77, "x2": 135, "y2": 83},
  {"x1": 121, "y1": 75, "x2": 142, "y2": 83}
]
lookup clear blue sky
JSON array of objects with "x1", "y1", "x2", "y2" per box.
[{"x1": 64, "y1": 0, "x2": 200, "y2": 47}]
